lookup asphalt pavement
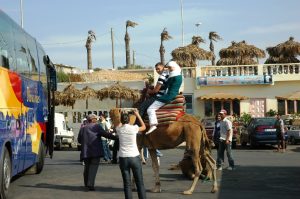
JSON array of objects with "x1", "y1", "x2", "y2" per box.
[{"x1": 8, "y1": 144, "x2": 300, "y2": 199}]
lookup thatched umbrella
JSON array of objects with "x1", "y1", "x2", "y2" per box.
[
  {"x1": 54, "y1": 84, "x2": 83, "y2": 107},
  {"x1": 217, "y1": 57, "x2": 257, "y2": 66},
  {"x1": 171, "y1": 36, "x2": 213, "y2": 67},
  {"x1": 97, "y1": 82, "x2": 140, "y2": 108},
  {"x1": 217, "y1": 40, "x2": 265, "y2": 65},
  {"x1": 265, "y1": 37, "x2": 300, "y2": 64},
  {"x1": 81, "y1": 86, "x2": 97, "y2": 98}
]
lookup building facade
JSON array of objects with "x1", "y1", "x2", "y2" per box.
[{"x1": 182, "y1": 63, "x2": 300, "y2": 119}]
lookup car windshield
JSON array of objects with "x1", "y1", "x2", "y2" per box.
[{"x1": 255, "y1": 118, "x2": 276, "y2": 126}]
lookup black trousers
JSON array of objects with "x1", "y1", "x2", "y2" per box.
[
  {"x1": 83, "y1": 157, "x2": 100, "y2": 188},
  {"x1": 112, "y1": 139, "x2": 119, "y2": 163}
]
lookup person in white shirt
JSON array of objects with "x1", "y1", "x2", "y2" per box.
[
  {"x1": 116, "y1": 109, "x2": 146, "y2": 199},
  {"x1": 216, "y1": 109, "x2": 235, "y2": 171}
]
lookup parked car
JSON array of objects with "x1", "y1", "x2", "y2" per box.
[
  {"x1": 54, "y1": 113, "x2": 75, "y2": 150},
  {"x1": 287, "y1": 126, "x2": 300, "y2": 145},
  {"x1": 240, "y1": 117, "x2": 278, "y2": 148},
  {"x1": 201, "y1": 118, "x2": 238, "y2": 149}
]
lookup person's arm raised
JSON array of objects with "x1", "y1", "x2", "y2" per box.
[{"x1": 134, "y1": 109, "x2": 146, "y2": 132}]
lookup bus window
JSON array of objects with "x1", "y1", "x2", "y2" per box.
[
  {"x1": 36, "y1": 44, "x2": 47, "y2": 84},
  {"x1": 14, "y1": 27, "x2": 30, "y2": 78},
  {"x1": 0, "y1": 15, "x2": 15, "y2": 70},
  {"x1": 26, "y1": 35, "x2": 39, "y2": 80}
]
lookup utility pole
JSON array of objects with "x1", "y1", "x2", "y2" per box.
[
  {"x1": 111, "y1": 28, "x2": 115, "y2": 69},
  {"x1": 180, "y1": 0, "x2": 184, "y2": 46},
  {"x1": 20, "y1": 0, "x2": 24, "y2": 28}
]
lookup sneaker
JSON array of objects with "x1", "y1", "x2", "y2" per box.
[
  {"x1": 146, "y1": 126, "x2": 157, "y2": 135},
  {"x1": 217, "y1": 167, "x2": 222, "y2": 171},
  {"x1": 227, "y1": 167, "x2": 234, "y2": 170}
]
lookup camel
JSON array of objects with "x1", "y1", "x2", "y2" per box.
[{"x1": 109, "y1": 108, "x2": 218, "y2": 195}]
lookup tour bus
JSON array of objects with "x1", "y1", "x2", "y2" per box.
[{"x1": 0, "y1": 10, "x2": 56, "y2": 198}]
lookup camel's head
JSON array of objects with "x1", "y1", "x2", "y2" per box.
[
  {"x1": 109, "y1": 108, "x2": 136, "y2": 127},
  {"x1": 109, "y1": 108, "x2": 121, "y2": 127}
]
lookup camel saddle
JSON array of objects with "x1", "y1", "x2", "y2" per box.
[{"x1": 144, "y1": 94, "x2": 186, "y2": 126}]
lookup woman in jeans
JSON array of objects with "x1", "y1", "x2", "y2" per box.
[{"x1": 116, "y1": 109, "x2": 146, "y2": 199}]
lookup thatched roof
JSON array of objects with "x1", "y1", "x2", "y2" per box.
[
  {"x1": 54, "y1": 84, "x2": 83, "y2": 107},
  {"x1": 217, "y1": 57, "x2": 257, "y2": 66},
  {"x1": 54, "y1": 82, "x2": 141, "y2": 107},
  {"x1": 171, "y1": 36, "x2": 212, "y2": 67},
  {"x1": 71, "y1": 70, "x2": 148, "y2": 82},
  {"x1": 267, "y1": 37, "x2": 300, "y2": 57},
  {"x1": 265, "y1": 56, "x2": 300, "y2": 64},
  {"x1": 265, "y1": 37, "x2": 300, "y2": 64},
  {"x1": 219, "y1": 40, "x2": 265, "y2": 59},
  {"x1": 217, "y1": 40, "x2": 265, "y2": 65},
  {"x1": 81, "y1": 86, "x2": 97, "y2": 99},
  {"x1": 97, "y1": 82, "x2": 140, "y2": 101}
]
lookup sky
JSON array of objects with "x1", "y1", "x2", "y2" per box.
[{"x1": 1, "y1": 0, "x2": 300, "y2": 70}]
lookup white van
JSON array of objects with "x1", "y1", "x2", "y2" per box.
[{"x1": 54, "y1": 113, "x2": 74, "y2": 150}]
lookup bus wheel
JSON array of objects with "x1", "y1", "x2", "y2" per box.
[
  {"x1": 0, "y1": 148, "x2": 11, "y2": 199},
  {"x1": 36, "y1": 141, "x2": 46, "y2": 174},
  {"x1": 26, "y1": 141, "x2": 45, "y2": 174}
]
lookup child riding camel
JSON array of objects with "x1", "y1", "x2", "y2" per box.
[{"x1": 146, "y1": 60, "x2": 183, "y2": 134}]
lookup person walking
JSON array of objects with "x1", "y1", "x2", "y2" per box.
[
  {"x1": 216, "y1": 109, "x2": 235, "y2": 170},
  {"x1": 275, "y1": 113, "x2": 286, "y2": 152},
  {"x1": 116, "y1": 109, "x2": 147, "y2": 199},
  {"x1": 213, "y1": 114, "x2": 222, "y2": 149},
  {"x1": 77, "y1": 113, "x2": 118, "y2": 191},
  {"x1": 99, "y1": 113, "x2": 112, "y2": 162}
]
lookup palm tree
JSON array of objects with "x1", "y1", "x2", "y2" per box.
[
  {"x1": 159, "y1": 28, "x2": 172, "y2": 65},
  {"x1": 209, "y1": 31, "x2": 222, "y2": 65},
  {"x1": 85, "y1": 30, "x2": 96, "y2": 71},
  {"x1": 125, "y1": 20, "x2": 138, "y2": 69}
]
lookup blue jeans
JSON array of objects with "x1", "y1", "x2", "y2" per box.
[
  {"x1": 119, "y1": 156, "x2": 146, "y2": 199},
  {"x1": 217, "y1": 140, "x2": 235, "y2": 168},
  {"x1": 143, "y1": 148, "x2": 163, "y2": 159},
  {"x1": 101, "y1": 140, "x2": 112, "y2": 161}
]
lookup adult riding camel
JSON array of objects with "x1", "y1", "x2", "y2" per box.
[{"x1": 109, "y1": 107, "x2": 218, "y2": 195}]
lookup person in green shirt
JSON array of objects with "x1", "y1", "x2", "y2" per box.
[{"x1": 146, "y1": 61, "x2": 183, "y2": 134}]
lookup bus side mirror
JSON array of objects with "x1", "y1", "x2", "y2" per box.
[{"x1": 44, "y1": 55, "x2": 57, "y2": 91}]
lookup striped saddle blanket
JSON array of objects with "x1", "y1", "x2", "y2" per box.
[{"x1": 145, "y1": 95, "x2": 186, "y2": 126}]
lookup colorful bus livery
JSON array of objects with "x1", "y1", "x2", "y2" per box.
[{"x1": 0, "y1": 10, "x2": 56, "y2": 198}]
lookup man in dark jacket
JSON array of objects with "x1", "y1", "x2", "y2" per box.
[{"x1": 78, "y1": 113, "x2": 117, "y2": 191}]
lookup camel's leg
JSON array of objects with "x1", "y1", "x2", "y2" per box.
[
  {"x1": 140, "y1": 148, "x2": 146, "y2": 164},
  {"x1": 183, "y1": 150, "x2": 202, "y2": 195},
  {"x1": 206, "y1": 154, "x2": 218, "y2": 193},
  {"x1": 148, "y1": 149, "x2": 161, "y2": 193}
]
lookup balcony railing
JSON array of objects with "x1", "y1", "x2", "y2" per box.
[{"x1": 181, "y1": 63, "x2": 300, "y2": 79}]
